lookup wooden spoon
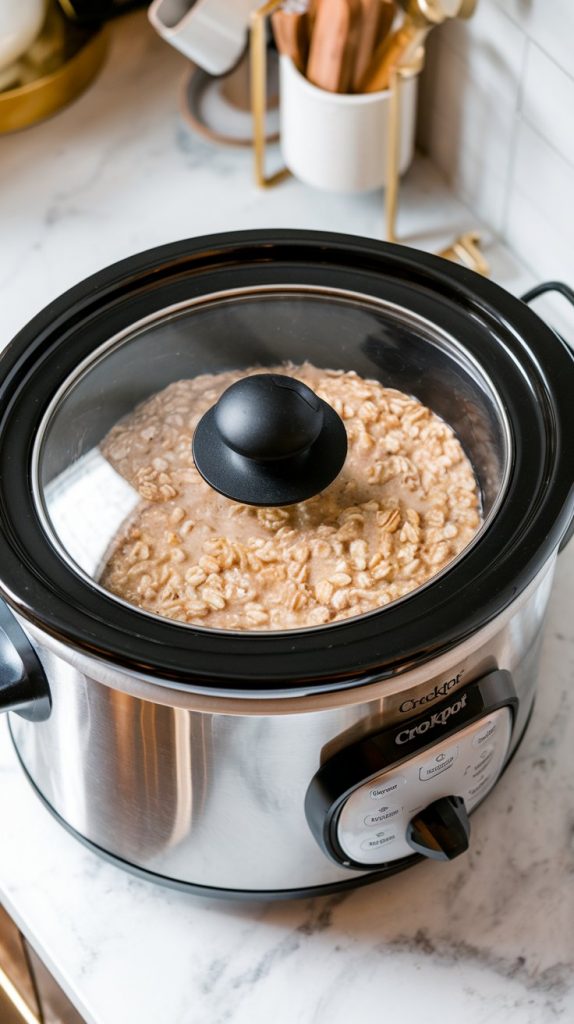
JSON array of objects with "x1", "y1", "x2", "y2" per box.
[{"x1": 307, "y1": 0, "x2": 362, "y2": 93}]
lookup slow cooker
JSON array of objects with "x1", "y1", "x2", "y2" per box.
[{"x1": 0, "y1": 231, "x2": 572, "y2": 898}]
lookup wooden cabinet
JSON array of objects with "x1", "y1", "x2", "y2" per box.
[{"x1": 0, "y1": 903, "x2": 85, "y2": 1024}]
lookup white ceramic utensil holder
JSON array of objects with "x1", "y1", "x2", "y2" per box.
[{"x1": 279, "y1": 56, "x2": 417, "y2": 193}]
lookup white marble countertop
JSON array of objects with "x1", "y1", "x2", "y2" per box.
[{"x1": 1, "y1": 11, "x2": 574, "y2": 1024}]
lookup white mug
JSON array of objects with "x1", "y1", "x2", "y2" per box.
[
  {"x1": 280, "y1": 56, "x2": 418, "y2": 194},
  {"x1": 148, "y1": 0, "x2": 261, "y2": 77},
  {"x1": 0, "y1": 0, "x2": 45, "y2": 72}
]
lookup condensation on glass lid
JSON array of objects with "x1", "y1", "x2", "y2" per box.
[{"x1": 45, "y1": 363, "x2": 482, "y2": 631}]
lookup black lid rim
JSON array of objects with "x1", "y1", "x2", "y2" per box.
[{"x1": 0, "y1": 229, "x2": 572, "y2": 691}]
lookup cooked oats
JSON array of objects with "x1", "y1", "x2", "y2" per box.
[{"x1": 99, "y1": 363, "x2": 481, "y2": 630}]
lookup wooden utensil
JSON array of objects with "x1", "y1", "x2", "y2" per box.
[
  {"x1": 374, "y1": 0, "x2": 398, "y2": 45},
  {"x1": 271, "y1": 2, "x2": 310, "y2": 73},
  {"x1": 351, "y1": 0, "x2": 384, "y2": 92},
  {"x1": 307, "y1": 0, "x2": 362, "y2": 93}
]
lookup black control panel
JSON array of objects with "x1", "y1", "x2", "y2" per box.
[{"x1": 305, "y1": 669, "x2": 518, "y2": 870}]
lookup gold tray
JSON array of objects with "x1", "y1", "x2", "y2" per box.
[{"x1": 0, "y1": 5, "x2": 108, "y2": 134}]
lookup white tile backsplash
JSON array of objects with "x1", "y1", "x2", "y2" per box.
[
  {"x1": 420, "y1": 0, "x2": 574, "y2": 327},
  {"x1": 419, "y1": 0, "x2": 526, "y2": 231},
  {"x1": 521, "y1": 44, "x2": 574, "y2": 167},
  {"x1": 512, "y1": 121, "x2": 574, "y2": 242},
  {"x1": 428, "y1": 107, "x2": 510, "y2": 229},
  {"x1": 495, "y1": 0, "x2": 574, "y2": 78},
  {"x1": 505, "y1": 189, "x2": 574, "y2": 339},
  {"x1": 505, "y1": 190, "x2": 573, "y2": 285},
  {"x1": 439, "y1": 0, "x2": 526, "y2": 89},
  {"x1": 426, "y1": 43, "x2": 518, "y2": 164}
]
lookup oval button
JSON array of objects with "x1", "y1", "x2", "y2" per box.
[
  {"x1": 473, "y1": 721, "x2": 497, "y2": 748},
  {"x1": 473, "y1": 747, "x2": 495, "y2": 775},
  {"x1": 360, "y1": 831, "x2": 397, "y2": 852},
  {"x1": 419, "y1": 747, "x2": 458, "y2": 781},
  {"x1": 468, "y1": 774, "x2": 491, "y2": 798},
  {"x1": 369, "y1": 777, "x2": 406, "y2": 801},
  {"x1": 364, "y1": 806, "x2": 402, "y2": 827}
]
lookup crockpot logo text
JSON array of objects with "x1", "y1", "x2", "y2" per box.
[
  {"x1": 399, "y1": 672, "x2": 463, "y2": 714},
  {"x1": 395, "y1": 693, "x2": 468, "y2": 745}
]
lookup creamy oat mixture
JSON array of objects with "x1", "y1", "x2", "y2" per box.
[{"x1": 99, "y1": 364, "x2": 481, "y2": 630}]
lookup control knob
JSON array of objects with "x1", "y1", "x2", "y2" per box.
[{"x1": 406, "y1": 795, "x2": 470, "y2": 861}]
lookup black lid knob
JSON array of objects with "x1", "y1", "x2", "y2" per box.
[
  {"x1": 192, "y1": 373, "x2": 347, "y2": 507},
  {"x1": 215, "y1": 375, "x2": 324, "y2": 461}
]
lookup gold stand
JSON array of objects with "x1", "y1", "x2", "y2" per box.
[
  {"x1": 250, "y1": 0, "x2": 290, "y2": 188},
  {"x1": 384, "y1": 59, "x2": 422, "y2": 243}
]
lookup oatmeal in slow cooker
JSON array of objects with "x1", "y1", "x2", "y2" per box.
[{"x1": 99, "y1": 364, "x2": 481, "y2": 630}]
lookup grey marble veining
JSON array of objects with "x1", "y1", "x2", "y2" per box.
[{"x1": 1, "y1": 10, "x2": 573, "y2": 1024}]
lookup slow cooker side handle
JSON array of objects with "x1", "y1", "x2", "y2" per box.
[
  {"x1": 0, "y1": 601, "x2": 51, "y2": 722},
  {"x1": 521, "y1": 282, "x2": 574, "y2": 552}
]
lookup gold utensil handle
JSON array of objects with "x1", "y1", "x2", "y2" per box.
[{"x1": 361, "y1": 19, "x2": 428, "y2": 91}]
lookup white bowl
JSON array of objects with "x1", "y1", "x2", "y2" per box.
[{"x1": 0, "y1": 0, "x2": 45, "y2": 73}]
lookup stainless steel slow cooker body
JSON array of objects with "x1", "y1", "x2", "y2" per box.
[{"x1": 0, "y1": 231, "x2": 572, "y2": 898}]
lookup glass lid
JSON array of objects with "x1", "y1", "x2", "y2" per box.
[{"x1": 32, "y1": 284, "x2": 511, "y2": 634}]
